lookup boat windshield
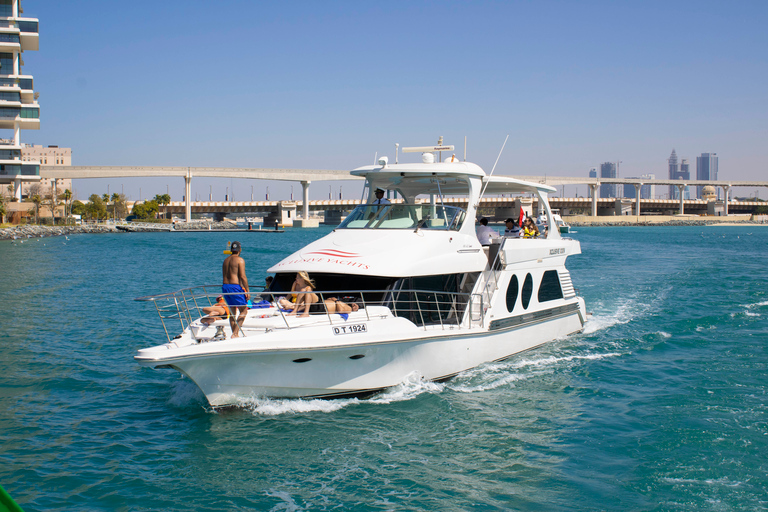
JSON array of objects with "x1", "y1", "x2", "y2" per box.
[{"x1": 337, "y1": 203, "x2": 466, "y2": 230}]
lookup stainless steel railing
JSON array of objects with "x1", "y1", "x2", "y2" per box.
[{"x1": 136, "y1": 285, "x2": 486, "y2": 343}]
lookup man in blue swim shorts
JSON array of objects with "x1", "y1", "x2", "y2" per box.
[{"x1": 222, "y1": 240, "x2": 250, "y2": 338}]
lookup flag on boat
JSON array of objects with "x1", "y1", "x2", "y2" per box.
[{"x1": 519, "y1": 206, "x2": 525, "y2": 227}]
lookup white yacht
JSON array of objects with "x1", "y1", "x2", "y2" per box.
[{"x1": 135, "y1": 146, "x2": 587, "y2": 407}]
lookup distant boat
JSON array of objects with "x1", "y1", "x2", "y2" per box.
[{"x1": 537, "y1": 211, "x2": 570, "y2": 234}]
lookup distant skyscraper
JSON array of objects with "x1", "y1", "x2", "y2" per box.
[
  {"x1": 589, "y1": 167, "x2": 597, "y2": 178},
  {"x1": 668, "y1": 150, "x2": 690, "y2": 199},
  {"x1": 600, "y1": 162, "x2": 616, "y2": 198},
  {"x1": 696, "y1": 153, "x2": 718, "y2": 199}
]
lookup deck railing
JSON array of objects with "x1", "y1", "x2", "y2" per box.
[{"x1": 136, "y1": 285, "x2": 485, "y2": 343}]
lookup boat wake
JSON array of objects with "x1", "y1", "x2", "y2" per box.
[
  {"x1": 583, "y1": 285, "x2": 671, "y2": 335},
  {"x1": 187, "y1": 352, "x2": 624, "y2": 416},
  {"x1": 449, "y1": 352, "x2": 622, "y2": 394}
]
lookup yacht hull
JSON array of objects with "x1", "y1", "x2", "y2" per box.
[{"x1": 139, "y1": 299, "x2": 585, "y2": 407}]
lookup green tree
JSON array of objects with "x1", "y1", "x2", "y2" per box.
[
  {"x1": 71, "y1": 200, "x2": 86, "y2": 217},
  {"x1": 131, "y1": 199, "x2": 159, "y2": 220},
  {"x1": 0, "y1": 193, "x2": 6, "y2": 223},
  {"x1": 86, "y1": 194, "x2": 107, "y2": 221}
]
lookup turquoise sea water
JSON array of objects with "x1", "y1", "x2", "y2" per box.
[{"x1": 1, "y1": 226, "x2": 767, "y2": 511}]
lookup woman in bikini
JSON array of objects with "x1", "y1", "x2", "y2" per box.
[
  {"x1": 286, "y1": 271, "x2": 318, "y2": 317},
  {"x1": 324, "y1": 297, "x2": 360, "y2": 314}
]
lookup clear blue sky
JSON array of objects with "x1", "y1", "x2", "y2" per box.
[{"x1": 24, "y1": 0, "x2": 768, "y2": 200}]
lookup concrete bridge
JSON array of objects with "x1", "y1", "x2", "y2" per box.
[
  {"x1": 158, "y1": 196, "x2": 765, "y2": 225},
  {"x1": 38, "y1": 165, "x2": 768, "y2": 223}
]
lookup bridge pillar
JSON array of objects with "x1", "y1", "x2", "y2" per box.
[
  {"x1": 721, "y1": 185, "x2": 730, "y2": 215},
  {"x1": 184, "y1": 174, "x2": 192, "y2": 222},
  {"x1": 301, "y1": 181, "x2": 310, "y2": 220},
  {"x1": 634, "y1": 184, "x2": 642, "y2": 216},
  {"x1": 677, "y1": 184, "x2": 686, "y2": 214},
  {"x1": 13, "y1": 178, "x2": 21, "y2": 201},
  {"x1": 589, "y1": 184, "x2": 598, "y2": 216}
]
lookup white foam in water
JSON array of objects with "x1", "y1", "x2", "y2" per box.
[
  {"x1": 657, "y1": 331, "x2": 672, "y2": 338},
  {"x1": 368, "y1": 372, "x2": 445, "y2": 403},
  {"x1": 449, "y1": 352, "x2": 622, "y2": 393},
  {"x1": 243, "y1": 396, "x2": 355, "y2": 416},
  {"x1": 264, "y1": 489, "x2": 302, "y2": 512}
]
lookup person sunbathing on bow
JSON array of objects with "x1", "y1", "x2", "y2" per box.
[{"x1": 201, "y1": 296, "x2": 231, "y2": 325}]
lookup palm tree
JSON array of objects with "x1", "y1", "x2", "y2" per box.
[
  {"x1": 111, "y1": 193, "x2": 120, "y2": 220},
  {"x1": 154, "y1": 193, "x2": 171, "y2": 220},
  {"x1": 61, "y1": 189, "x2": 72, "y2": 223}
]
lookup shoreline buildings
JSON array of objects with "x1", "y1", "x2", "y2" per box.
[{"x1": 0, "y1": 0, "x2": 39, "y2": 200}]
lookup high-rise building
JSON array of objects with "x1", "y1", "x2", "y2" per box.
[
  {"x1": 668, "y1": 150, "x2": 690, "y2": 199},
  {"x1": 696, "y1": 153, "x2": 718, "y2": 199},
  {"x1": 0, "y1": 0, "x2": 39, "y2": 200},
  {"x1": 600, "y1": 162, "x2": 616, "y2": 198}
]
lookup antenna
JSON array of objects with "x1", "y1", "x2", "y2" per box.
[
  {"x1": 464, "y1": 136, "x2": 467, "y2": 161},
  {"x1": 395, "y1": 143, "x2": 399, "y2": 164},
  {"x1": 476, "y1": 135, "x2": 509, "y2": 207}
]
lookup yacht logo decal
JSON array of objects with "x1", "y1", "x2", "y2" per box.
[
  {"x1": 305, "y1": 249, "x2": 360, "y2": 258},
  {"x1": 273, "y1": 249, "x2": 370, "y2": 270}
]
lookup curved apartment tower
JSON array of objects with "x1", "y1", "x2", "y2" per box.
[{"x1": 0, "y1": 0, "x2": 39, "y2": 200}]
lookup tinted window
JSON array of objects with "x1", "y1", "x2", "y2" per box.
[
  {"x1": 506, "y1": 275, "x2": 519, "y2": 313},
  {"x1": 521, "y1": 274, "x2": 533, "y2": 309},
  {"x1": 538, "y1": 270, "x2": 564, "y2": 302}
]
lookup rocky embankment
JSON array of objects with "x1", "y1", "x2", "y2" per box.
[
  {"x1": 568, "y1": 219, "x2": 765, "y2": 227},
  {"x1": 172, "y1": 220, "x2": 239, "y2": 231},
  {"x1": 0, "y1": 224, "x2": 118, "y2": 240}
]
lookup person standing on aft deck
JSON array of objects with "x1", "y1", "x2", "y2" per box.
[{"x1": 222, "y1": 241, "x2": 250, "y2": 338}]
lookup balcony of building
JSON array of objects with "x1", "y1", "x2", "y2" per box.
[
  {"x1": 0, "y1": 162, "x2": 39, "y2": 179},
  {"x1": 0, "y1": 104, "x2": 39, "y2": 129},
  {"x1": 18, "y1": 18, "x2": 37, "y2": 50},
  {"x1": 0, "y1": 75, "x2": 34, "y2": 102},
  {"x1": 0, "y1": 31, "x2": 20, "y2": 52}
]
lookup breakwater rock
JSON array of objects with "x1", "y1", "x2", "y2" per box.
[
  {"x1": 568, "y1": 219, "x2": 763, "y2": 227},
  {"x1": 172, "y1": 221, "x2": 239, "y2": 231},
  {"x1": 0, "y1": 224, "x2": 118, "y2": 240}
]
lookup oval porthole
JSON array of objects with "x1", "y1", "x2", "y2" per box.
[
  {"x1": 349, "y1": 354, "x2": 365, "y2": 360},
  {"x1": 506, "y1": 275, "x2": 519, "y2": 313},
  {"x1": 521, "y1": 273, "x2": 533, "y2": 309},
  {"x1": 292, "y1": 358, "x2": 312, "y2": 363}
]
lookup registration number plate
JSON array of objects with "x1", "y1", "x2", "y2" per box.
[{"x1": 333, "y1": 324, "x2": 367, "y2": 335}]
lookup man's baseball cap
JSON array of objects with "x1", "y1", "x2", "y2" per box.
[{"x1": 230, "y1": 241, "x2": 241, "y2": 252}]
